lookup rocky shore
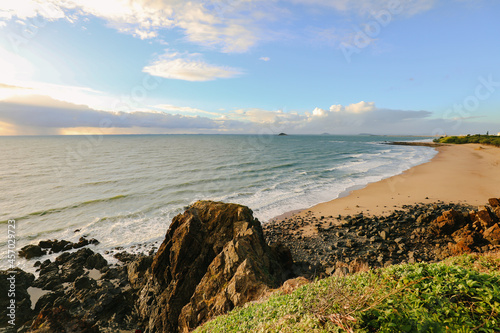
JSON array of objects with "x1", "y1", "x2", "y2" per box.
[
  {"x1": 1, "y1": 201, "x2": 292, "y2": 332},
  {"x1": 2, "y1": 199, "x2": 500, "y2": 332},
  {"x1": 264, "y1": 198, "x2": 500, "y2": 276},
  {"x1": 383, "y1": 141, "x2": 447, "y2": 147}
]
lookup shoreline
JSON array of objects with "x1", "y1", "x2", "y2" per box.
[{"x1": 274, "y1": 143, "x2": 500, "y2": 225}]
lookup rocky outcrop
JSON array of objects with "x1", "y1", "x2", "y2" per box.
[
  {"x1": 19, "y1": 237, "x2": 99, "y2": 260},
  {"x1": 137, "y1": 200, "x2": 291, "y2": 333},
  {"x1": 265, "y1": 198, "x2": 500, "y2": 275}
]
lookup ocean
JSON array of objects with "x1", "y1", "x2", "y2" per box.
[{"x1": 0, "y1": 134, "x2": 437, "y2": 270}]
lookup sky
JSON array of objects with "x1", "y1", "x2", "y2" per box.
[{"x1": 0, "y1": 0, "x2": 499, "y2": 136}]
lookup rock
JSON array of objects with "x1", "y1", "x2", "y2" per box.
[
  {"x1": 35, "y1": 291, "x2": 64, "y2": 312},
  {"x1": 483, "y1": 223, "x2": 500, "y2": 245},
  {"x1": 29, "y1": 306, "x2": 99, "y2": 333},
  {"x1": 74, "y1": 276, "x2": 95, "y2": 290},
  {"x1": 137, "y1": 201, "x2": 290, "y2": 333},
  {"x1": 281, "y1": 277, "x2": 310, "y2": 293},
  {"x1": 431, "y1": 210, "x2": 467, "y2": 236},
  {"x1": 19, "y1": 244, "x2": 46, "y2": 259},
  {"x1": 495, "y1": 207, "x2": 500, "y2": 220},
  {"x1": 475, "y1": 209, "x2": 497, "y2": 229},
  {"x1": 85, "y1": 253, "x2": 108, "y2": 270},
  {"x1": 488, "y1": 198, "x2": 500, "y2": 208},
  {"x1": 127, "y1": 255, "x2": 153, "y2": 290}
]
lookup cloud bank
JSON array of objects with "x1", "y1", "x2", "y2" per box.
[
  {"x1": 143, "y1": 51, "x2": 242, "y2": 81},
  {"x1": 0, "y1": 95, "x2": 492, "y2": 136}
]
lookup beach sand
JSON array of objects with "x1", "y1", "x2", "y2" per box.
[{"x1": 295, "y1": 143, "x2": 500, "y2": 221}]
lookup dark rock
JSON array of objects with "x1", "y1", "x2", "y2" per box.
[
  {"x1": 35, "y1": 290, "x2": 64, "y2": 312},
  {"x1": 114, "y1": 251, "x2": 139, "y2": 263},
  {"x1": 85, "y1": 253, "x2": 108, "y2": 270},
  {"x1": 74, "y1": 276, "x2": 95, "y2": 290},
  {"x1": 488, "y1": 198, "x2": 500, "y2": 208},
  {"x1": 19, "y1": 244, "x2": 46, "y2": 259}
]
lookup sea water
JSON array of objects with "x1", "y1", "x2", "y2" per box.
[{"x1": 0, "y1": 134, "x2": 437, "y2": 270}]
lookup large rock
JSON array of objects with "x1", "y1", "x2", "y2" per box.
[
  {"x1": 488, "y1": 198, "x2": 500, "y2": 208},
  {"x1": 430, "y1": 210, "x2": 467, "y2": 236},
  {"x1": 475, "y1": 208, "x2": 497, "y2": 229},
  {"x1": 137, "y1": 201, "x2": 291, "y2": 333},
  {"x1": 484, "y1": 223, "x2": 500, "y2": 245},
  {"x1": 19, "y1": 245, "x2": 46, "y2": 259}
]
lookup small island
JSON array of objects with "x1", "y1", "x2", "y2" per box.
[{"x1": 278, "y1": 132, "x2": 288, "y2": 136}]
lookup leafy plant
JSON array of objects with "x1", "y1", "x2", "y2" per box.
[{"x1": 195, "y1": 252, "x2": 500, "y2": 333}]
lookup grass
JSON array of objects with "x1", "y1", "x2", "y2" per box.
[
  {"x1": 434, "y1": 134, "x2": 500, "y2": 147},
  {"x1": 194, "y1": 252, "x2": 500, "y2": 333}
]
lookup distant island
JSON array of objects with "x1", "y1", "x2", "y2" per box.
[{"x1": 278, "y1": 133, "x2": 288, "y2": 136}]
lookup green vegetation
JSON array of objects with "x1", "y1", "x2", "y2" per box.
[
  {"x1": 195, "y1": 253, "x2": 500, "y2": 332},
  {"x1": 434, "y1": 134, "x2": 500, "y2": 147}
]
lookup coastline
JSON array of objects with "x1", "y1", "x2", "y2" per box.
[{"x1": 282, "y1": 143, "x2": 500, "y2": 222}]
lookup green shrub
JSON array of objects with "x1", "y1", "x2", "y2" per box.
[
  {"x1": 436, "y1": 135, "x2": 500, "y2": 147},
  {"x1": 195, "y1": 253, "x2": 500, "y2": 333}
]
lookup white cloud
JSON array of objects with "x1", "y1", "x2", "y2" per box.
[
  {"x1": 0, "y1": 95, "x2": 496, "y2": 136},
  {"x1": 0, "y1": 0, "x2": 443, "y2": 55},
  {"x1": 312, "y1": 107, "x2": 327, "y2": 117},
  {"x1": 0, "y1": 0, "x2": 266, "y2": 53},
  {"x1": 0, "y1": 95, "x2": 229, "y2": 134},
  {"x1": 259, "y1": 57, "x2": 270, "y2": 61},
  {"x1": 143, "y1": 51, "x2": 242, "y2": 81},
  {"x1": 0, "y1": 0, "x2": 64, "y2": 21},
  {"x1": 328, "y1": 101, "x2": 375, "y2": 113}
]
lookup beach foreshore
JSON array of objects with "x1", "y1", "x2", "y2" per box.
[{"x1": 290, "y1": 143, "x2": 500, "y2": 220}]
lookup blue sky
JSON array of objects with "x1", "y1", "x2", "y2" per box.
[{"x1": 0, "y1": 0, "x2": 499, "y2": 135}]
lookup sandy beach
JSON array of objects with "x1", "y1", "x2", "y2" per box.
[{"x1": 295, "y1": 143, "x2": 500, "y2": 220}]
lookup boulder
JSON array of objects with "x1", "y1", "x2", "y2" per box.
[
  {"x1": 483, "y1": 223, "x2": 500, "y2": 245},
  {"x1": 488, "y1": 198, "x2": 500, "y2": 208},
  {"x1": 475, "y1": 209, "x2": 497, "y2": 229},
  {"x1": 137, "y1": 201, "x2": 291, "y2": 333},
  {"x1": 19, "y1": 244, "x2": 46, "y2": 259},
  {"x1": 431, "y1": 210, "x2": 467, "y2": 236},
  {"x1": 85, "y1": 253, "x2": 108, "y2": 270}
]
